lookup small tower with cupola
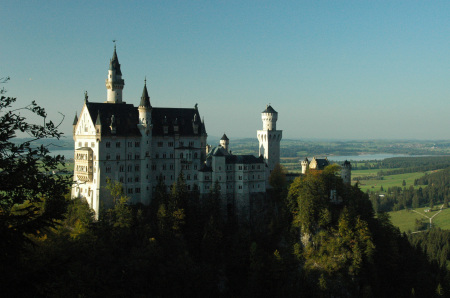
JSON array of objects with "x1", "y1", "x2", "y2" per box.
[
  {"x1": 105, "y1": 45, "x2": 125, "y2": 103},
  {"x1": 257, "y1": 105, "x2": 282, "y2": 183},
  {"x1": 301, "y1": 157, "x2": 309, "y2": 174},
  {"x1": 220, "y1": 133, "x2": 229, "y2": 152}
]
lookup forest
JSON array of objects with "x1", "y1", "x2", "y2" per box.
[{"x1": 2, "y1": 93, "x2": 450, "y2": 297}]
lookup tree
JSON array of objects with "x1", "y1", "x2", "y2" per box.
[{"x1": 0, "y1": 78, "x2": 70, "y2": 291}]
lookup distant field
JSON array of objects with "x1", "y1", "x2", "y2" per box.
[
  {"x1": 389, "y1": 206, "x2": 450, "y2": 232},
  {"x1": 354, "y1": 171, "x2": 426, "y2": 192}
]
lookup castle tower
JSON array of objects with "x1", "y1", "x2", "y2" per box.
[
  {"x1": 301, "y1": 157, "x2": 309, "y2": 174},
  {"x1": 137, "y1": 79, "x2": 153, "y2": 204},
  {"x1": 105, "y1": 45, "x2": 125, "y2": 103},
  {"x1": 220, "y1": 133, "x2": 229, "y2": 152},
  {"x1": 138, "y1": 79, "x2": 152, "y2": 129},
  {"x1": 257, "y1": 105, "x2": 282, "y2": 177},
  {"x1": 341, "y1": 160, "x2": 352, "y2": 185}
]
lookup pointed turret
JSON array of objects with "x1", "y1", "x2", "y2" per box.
[
  {"x1": 109, "y1": 45, "x2": 122, "y2": 76},
  {"x1": 95, "y1": 111, "x2": 102, "y2": 138},
  {"x1": 73, "y1": 112, "x2": 78, "y2": 135},
  {"x1": 105, "y1": 45, "x2": 125, "y2": 103},
  {"x1": 139, "y1": 79, "x2": 151, "y2": 108},
  {"x1": 138, "y1": 79, "x2": 152, "y2": 131}
]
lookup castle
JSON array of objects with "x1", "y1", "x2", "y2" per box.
[{"x1": 72, "y1": 47, "x2": 282, "y2": 217}]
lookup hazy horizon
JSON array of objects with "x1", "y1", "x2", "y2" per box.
[{"x1": 3, "y1": 1, "x2": 449, "y2": 140}]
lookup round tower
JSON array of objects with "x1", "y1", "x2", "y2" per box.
[
  {"x1": 341, "y1": 160, "x2": 352, "y2": 184},
  {"x1": 261, "y1": 104, "x2": 278, "y2": 130},
  {"x1": 105, "y1": 45, "x2": 125, "y2": 103},
  {"x1": 257, "y1": 105, "x2": 282, "y2": 184},
  {"x1": 220, "y1": 133, "x2": 229, "y2": 152},
  {"x1": 301, "y1": 157, "x2": 309, "y2": 174}
]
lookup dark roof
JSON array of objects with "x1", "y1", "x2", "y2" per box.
[
  {"x1": 139, "y1": 82, "x2": 151, "y2": 108},
  {"x1": 262, "y1": 105, "x2": 277, "y2": 114},
  {"x1": 225, "y1": 154, "x2": 265, "y2": 165},
  {"x1": 152, "y1": 107, "x2": 206, "y2": 137},
  {"x1": 109, "y1": 46, "x2": 122, "y2": 76},
  {"x1": 220, "y1": 133, "x2": 229, "y2": 141},
  {"x1": 73, "y1": 113, "x2": 78, "y2": 125},
  {"x1": 314, "y1": 158, "x2": 330, "y2": 169},
  {"x1": 85, "y1": 102, "x2": 140, "y2": 137},
  {"x1": 199, "y1": 164, "x2": 212, "y2": 172},
  {"x1": 207, "y1": 146, "x2": 229, "y2": 157},
  {"x1": 84, "y1": 101, "x2": 206, "y2": 138}
]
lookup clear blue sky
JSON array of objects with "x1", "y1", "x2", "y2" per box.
[{"x1": 2, "y1": 1, "x2": 450, "y2": 140}]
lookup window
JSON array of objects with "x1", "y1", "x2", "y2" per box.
[
  {"x1": 128, "y1": 177, "x2": 132, "y2": 182},
  {"x1": 128, "y1": 165, "x2": 132, "y2": 172},
  {"x1": 128, "y1": 142, "x2": 132, "y2": 148},
  {"x1": 170, "y1": 153, "x2": 174, "y2": 158},
  {"x1": 78, "y1": 142, "x2": 82, "y2": 147},
  {"x1": 128, "y1": 153, "x2": 132, "y2": 160},
  {"x1": 106, "y1": 153, "x2": 111, "y2": 160},
  {"x1": 179, "y1": 141, "x2": 184, "y2": 147},
  {"x1": 158, "y1": 142, "x2": 163, "y2": 147},
  {"x1": 106, "y1": 166, "x2": 111, "y2": 173},
  {"x1": 180, "y1": 153, "x2": 183, "y2": 159},
  {"x1": 119, "y1": 177, "x2": 124, "y2": 183},
  {"x1": 152, "y1": 165, "x2": 156, "y2": 170},
  {"x1": 155, "y1": 153, "x2": 159, "y2": 158},
  {"x1": 239, "y1": 176, "x2": 242, "y2": 180},
  {"x1": 194, "y1": 152, "x2": 198, "y2": 158},
  {"x1": 170, "y1": 164, "x2": 174, "y2": 170},
  {"x1": 194, "y1": 174, "x2": 197, "y2": 180},
  {"x1": 135, "y1": 165, "x2": 140, "y2": 171},
  {"x1": 162, "y1": 164, "x2": 166, "y2": 170},
  {"x1": 135, "y1": 177, "x2": 139, "y2": 182},
  {"x1": 135, "y1": 188, "x2": 141, "y2": 193},
  {"x1": 187, "y1": 175, "x2": 191, "y2": 180},
  {"x1": 116, "y1": 154, "x2": 120, "y2": 160},
  {"x1": 128, "y1": 188, "x2": 133, "y2": 194},
  {"x1": 135, "y1": 154, "x2": 140, "y2": 160},
  {"x1": 194, "y1": 165, "x2": 198, "y2": 170},
  {"x1": 91, "y1": 142, "x2": 94, "y2": 147},
  {"x1": 168, "y1": 141, "x2": 174, "y2": 147},
  {"x1": 189, "y1": 141, "x2": 194, "y2": 146},
  {"x1": 116, "y1": 142, "x2": 121, "y2": 148},
  {"x1": 135, "y1": 141, "x2": 140, "y2": 147},
  {"x1": 119, "y1": 165, "x2": 125, "y2": 172},
  {"x1": 105, "y1": 142, "x2": 110, "y2": 148}
]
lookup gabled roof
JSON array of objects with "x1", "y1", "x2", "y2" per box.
[
  {"x1": 85, "y1": 102, "x2": 140, "y2": 137},
  {"x1": 152, "y1": 107, "x2": 206, "y2": 137},
  {"x1": 312, "y1": 157, "x2": 330, "y2": 170},
  {"x1": 73, "y1": 113, "x2": 78, "y2": 125},
  {"x1": 262, "y1": 105, "x2": 277, "y2": 114}
]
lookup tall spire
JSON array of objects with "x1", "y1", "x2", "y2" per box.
[
  {"x1": 139, "y1": 78, "x2": 151, "y2": 108},
  {"x1": 106, "y1": 43, "x2": 125, "y2": 103},
  {"x1": 109, "y1": 44, "x2": 122, "y2": 76}
]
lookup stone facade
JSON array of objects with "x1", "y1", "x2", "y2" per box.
[{"x1": 72, "y1": 48, "x2": 281, "y2": 218}]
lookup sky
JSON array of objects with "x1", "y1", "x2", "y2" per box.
[{"x1": 2, "y1": 1, "x2": 450, "y2": 141}]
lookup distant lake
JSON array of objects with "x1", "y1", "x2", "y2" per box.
[
  {"x1": 50, "y1": 149, "x2": 74, "y2": 160},
  {"x1": 328, "y1": 154, "x2": 418, "y2": 162},
  {"x1": 51, "y1": 149, "x2": 425, "y2": 163}
]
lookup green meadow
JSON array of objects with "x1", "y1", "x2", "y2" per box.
[
  {"x1": 353, "y1": 170, "x2": 426, "y2": 192},
  {"x1": 389, "y1": 206, "x2": 450, "y2": 233}
]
